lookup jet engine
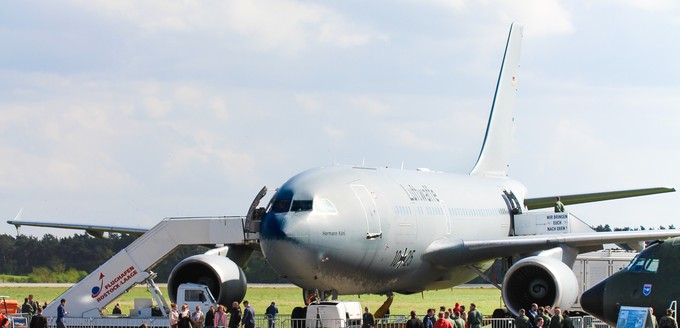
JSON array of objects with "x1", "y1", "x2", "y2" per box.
[
  {"x1": 502, "y1": 256, "x2": 578, "y2": 315},
  {"x1": 168, "y1": 254, "x2": 247, "y2": 306}
]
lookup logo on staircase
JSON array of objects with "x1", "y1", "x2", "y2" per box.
[{"x1": 91, "y1": 272, "x2": 105, "y2": 298}]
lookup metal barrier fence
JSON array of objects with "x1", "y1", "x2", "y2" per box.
[{"x1": 17, "y1": 314, "x2": 611, "y2": 328}]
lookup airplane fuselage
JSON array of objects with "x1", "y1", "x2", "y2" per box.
[{"x1": 259, "y1": 165, "x2": 527, "y2": 295}]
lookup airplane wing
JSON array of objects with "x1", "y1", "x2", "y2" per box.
[
  {"x1": 421, "y1": 229, "x2": 680, "y2": 269},
  {"x1": 6, "y1": 219, "x2": 148, "y2": 237},
  {"x1": 524, "y1": 187, "x2": 675, "y2": 210}
]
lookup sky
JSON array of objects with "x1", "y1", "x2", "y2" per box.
[{"x1": 1, "y1": 1, "x2": 679, "y2": 239}]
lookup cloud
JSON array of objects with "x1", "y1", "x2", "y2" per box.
[
  {"x1": 617, "y1": 0, "x2": 678, "y2": 11},
  {"x1": 350, "y1": 96, "x2": 392, "y2": 115},
  {"x1": 420, "y1": 0, "x2": 573, "y2": 37},
  {"x1": 295, "y1": 94, "x2": 322, "y2": 113},
  {"x1": 72, "y1": 0, "x2": 387, "y2": 55},
  {"x1": 0, "y1": 102, "x2": 139, "y2": 192},
  {"x1": 497, "y1": 1, "x2": 573, "y2": 37}
]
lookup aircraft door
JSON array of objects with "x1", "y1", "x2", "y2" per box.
[
  {"x1": 351, "y1": 185, "x2": 383, "y2": 240},
  {"x1": 501, "y1": 190, "x2": 521, "y2": 236}
]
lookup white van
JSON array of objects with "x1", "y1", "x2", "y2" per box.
[{"x1": 306, "y1": 301, "x2": 363, "y2": 328}]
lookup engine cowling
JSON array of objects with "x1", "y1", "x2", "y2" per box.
[
  {"x1": 502, "y1": 256, "x2": 578, "y2": 315},
  {"x1": 168, "y1": 254, "x2": 247, "y2": 306}
]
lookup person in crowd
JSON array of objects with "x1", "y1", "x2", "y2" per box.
[
  {"x1": 0, "y1": 312, "x2": 7, "y2": 328},
  {"x1": 544, "y1": 306, "x2": 553, "y2": 317},
  {"x1": 112, "y1": 303, "x2": 122, "y2": 315},
  {"x1": 215, "y1": 306, "x2": 228, "y2": 328},
  {"x1": 423, "y1": 308, "x2": 436, "y2": 328},
  {"x1": 241, "y1": 301, "x2": 255, "y2": 328},
  {"x1": 407, "y1": 310, "x2": 425, "y2": 328},
  {"x1": 22, "y1": 298, "x2": 34, "y2": 316},
  {"x1": 434, "y1": 312, "x2": 453, "y2": 328},
  {"x1": 515, "y1": 309, "x2": 530, "y2": 328},
  {"x1": 228, "y1": 302, "x2": 241, "y2": 328},
  {"x1": 362, "y1": 307, "x2": 375, "y2": 328},
  {"x1": 659, "y1": 309, "x2": 678, "y2": 328},
  {"x1": 467, "y1": 304, "x2": 482, "y2": 328},
  {"x1": 548, "y1": 307, "x2": 563, "y2": 328},
  {"x1": 205, "y1": 305, "x2": 215, "y2": 328},
  {"x1": 56, "y1": 299, "x2": 68, "y2": 328},
  {"x1": 266, "y1": 302, "x2": 279, "y2": 328},
  {"x1": 452, "y1": 311, "x2": 465, "y2": 328},
  {"x1": 28, "y1": 295, "x2": 38, "y2": 316},
  {"x1": 535, "y1": 317, "x2": 545, "y2": 328},
  {"x1": 460, "y1": 306, "x2": 467, "y2": 327},
  {"x1": 562, "y1": 310, "x2": 574, "y2": 328},
  {"x1": 29, "y1": 307, "x2": 48, "y2": 328},
  {"x1": 178, "y1": 304, "x2": 192, "y2": 328},
  {"x1": 192, "y1": 305, "x2": 205, "y2": 328},
  {"x1": 169, "y1": 303, "x2": 179, "y2": 328},
  {"x1": 528, "y1": 304, "x2": 538, "y2": 328},
  {"x1": 537, "y1": 307, "x2": 550, "y2": 327},
  {"x1": 651, "y1": 308, "x2": 659, "y2": 328},
  {"x1": 445, "y1": 311, "x2": 455, "y2": 327}
]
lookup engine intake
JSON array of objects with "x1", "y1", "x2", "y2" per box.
[
  {"x1": 168, "y1": 254, "x2": 247, "y2": 306},
  {"x1": 502, "y1": 256, "x2": 578, "y2": 315}
]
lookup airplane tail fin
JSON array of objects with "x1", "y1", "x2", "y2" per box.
[{"x1": 470, "y1": 23, "x2": 523, "y2": 177}]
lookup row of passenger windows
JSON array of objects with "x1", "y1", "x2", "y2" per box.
[{"x1": 394, "y1": 205, "x2": 508, "y2": 217}]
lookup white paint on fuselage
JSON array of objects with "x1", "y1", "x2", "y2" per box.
[{"x1": 260, "y1": 165, "x2": 528, "y2": 295}]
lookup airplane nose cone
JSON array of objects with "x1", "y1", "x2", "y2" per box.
[{"x1": 581, "y1": 279, "x2": 606, "y2": 321}]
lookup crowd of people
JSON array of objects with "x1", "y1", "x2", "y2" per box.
[
  {"x1": 168, "y1": 299, "x2": 262, "y2": 328},
  {"x1": 5, "y1": 296, "x2": 678, "y2": 328},
  {"x1": 403, "y1": 303, "x2": 483, "y2": 328},
  {"x1": 0, "y1": 294, "x2": 52, "y2": 328}
]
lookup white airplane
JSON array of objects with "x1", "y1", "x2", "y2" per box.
[{"x1": 8, "y1": 24, "x2": 680, "y2": 315}]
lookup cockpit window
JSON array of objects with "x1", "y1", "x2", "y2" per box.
[
  {"x1": 268, "y1": 189, "x2": 293, "y2": 213},
  {"x1": 314, "y1": 198, "x2": 338, "y2": 214},
  {"x1": 271, "y1": 199, "x2": 292, "y2": 213},
  {"x1": 291, "y1": 200, "x2": 313, "y2": 212},
  {"x1": 626, "y1": 256, "x2": 659, "y2": 273}
]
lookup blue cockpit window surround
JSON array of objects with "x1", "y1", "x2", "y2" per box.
[{"x1": 269, "y1": 189, "x2": 294, "y2": 213}]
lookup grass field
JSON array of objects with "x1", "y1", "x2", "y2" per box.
[{"x1": 0, "y1": 285, "x2": 502, "y2": 317}]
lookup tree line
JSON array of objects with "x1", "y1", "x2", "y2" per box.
[
  {"x1": 0, "y1": 233, "x2": 288, "y2": 283},
  {"x1": 592, "y1": 224, "x2": 675, "y2": 232}
]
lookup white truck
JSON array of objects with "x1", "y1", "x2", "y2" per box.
[
  {"x1": 305, "y1": 301, "x2": 363, "y2": 328},
  {"x1": 127, "y1": 283, "x2": 217, "y2": 318},
  {"x1": 571, "y1": 248, "x2": 637, "y2": 310}
]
